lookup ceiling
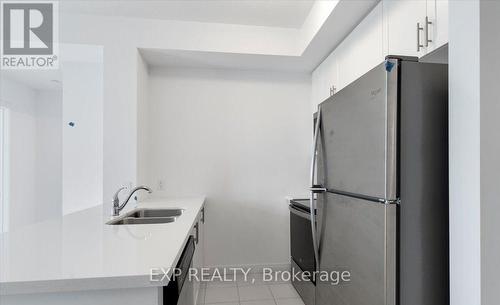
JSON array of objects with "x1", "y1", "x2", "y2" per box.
[
  {"x1": 139, "y1": 0, "x2": 379, "y2": 72},
  {"x1": 60, "y1": 0, "x2": 315, "y2": 28},
  {"x1": 140, "y1": 48, "x2": 311, "y2": 72}
]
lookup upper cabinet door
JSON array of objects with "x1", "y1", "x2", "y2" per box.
[
  {"x1": 312, "y1": 50, "x2": 338, "y2": 113},
  {"x1": 312, "y1": 63, "x2": 328, "y2": 113},
  {"x1": 337, "y1": 2, "x2": 385, "y2": 91},
  {"x1": 311, "y1": 65, "x2": 322, "y2": 113},
  {"x1": 384, "y1": 0, "x2": 427, "y2": 58},
  {"x1": 322, "y1": 50, "x2": 339, "y2": 99},
  {"x1": 426, "y1": 0, "x2": 449, "y2": 52}
]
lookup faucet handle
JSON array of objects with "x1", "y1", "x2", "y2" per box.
[{"x1": 112, "y1": 186, "x2": 127, "y2": 205}]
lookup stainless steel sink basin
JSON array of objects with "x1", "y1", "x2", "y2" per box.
[
  {"x1": 106, "y1": 208, "x2": 183, "y2": 225},
  {"x1": 108, "y1": 217, "x2": 176, "y2": 225},
  {"x1": 128, "y1": 208, "x2": 183, "y2": 218}
]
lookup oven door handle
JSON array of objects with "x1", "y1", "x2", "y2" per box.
[{"x1": 289, "y1": 205, "x2": 311, "y2": 220}]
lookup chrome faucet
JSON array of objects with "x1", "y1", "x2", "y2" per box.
[{"x1": 112, "y1": 185, "x2": 152, "y2": 216}]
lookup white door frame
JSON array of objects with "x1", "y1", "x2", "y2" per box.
[{"x1": 0, "y1": 106, "x2": 10, "y2": 233}]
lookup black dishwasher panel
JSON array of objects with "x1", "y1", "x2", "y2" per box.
[{"x1": 163, "y1": 236, "x2": 195, "y2": 305}]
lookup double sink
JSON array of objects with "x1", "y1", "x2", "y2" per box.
[{"x1": 107, "y1": 208, "x2": 183, "y2": 225}]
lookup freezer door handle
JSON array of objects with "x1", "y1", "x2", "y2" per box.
[{"x1": 309, "y1": 106, "x2": 322, "y2": 273}]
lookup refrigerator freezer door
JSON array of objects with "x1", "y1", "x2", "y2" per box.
[
  {"x1": 316, "y1": 192, "x2": 396, "y2": 305},
  {"x1": 318, "y1": 60, "x2": 398, "y2": 201}
]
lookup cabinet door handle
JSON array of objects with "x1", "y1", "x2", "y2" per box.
[
  {"x1": 425, "y1": 16, "x2": 433, "y2": 47},
  {"x1": 417, "y1": 22, "x2": 424, "y2": 52},
  {"x1": 329, "y1": 85, "x2": 336, "y2": 96},
  {"x1": 194, "y1": 222, "x2": 199, "y2": 244}
]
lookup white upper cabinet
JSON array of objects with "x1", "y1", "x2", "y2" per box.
[
  {"x1": 311, "y1": 49, "x2": 338, "y2": 111},
  {"x1": 426, "y1": 0, "x2": 449, "y2": 52},
  {"x1": 323, "y1": 51, "x2": 339, "y2": 100},
  {"x1": 384, "y1": 0, "x2": 448, "y2": 57},
  {"x1": 337, "y1": 2, "x2": 385, "y2": 91},
  {"x1": 310, "y1": 0, "x2": 448, "y2": 113},
  {"x1": 311, "y1": 63, "x2": 324, "y2": 112},
  {"x1": 311, "y1": 1, "x2": 383, "y2": 111},
  {"x1": 384, "y1": 0, "x2": 427, "y2": 58}
]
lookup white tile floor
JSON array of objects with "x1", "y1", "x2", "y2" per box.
[{"x1": 198, "y1": 276, "x2": 305, "y2": 305}]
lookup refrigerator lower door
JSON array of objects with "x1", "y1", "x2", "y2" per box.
[
  {"x1": 317, "y1": 59, "x2": 398, "y2": 201},
  {"x1": 316, "y1": 192, "x2": 396, "y2": 305}
]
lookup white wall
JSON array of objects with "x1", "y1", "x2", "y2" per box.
[
  {"x1": 35, "y1": 90, "x2": 63, "y2": 222},
  {"x1": 136, "y1": 54, "x2": 150, "y2": 192},
  {"x1": 449, "y1": 1, "x2": 481, "y2": 304},
  {"x1": 58, "y1": 13, "x2": 302, "y2": 214},
  {"x1": 143, "y1": 68, "x2": 311, "y2": 267},
  {"x1": 56, "y1": 4, "x2": 339, "y2": 213},
  {"x1": 0, "y1": 44, "x2": 103, "y2": 229},
  {"x1": 0, "y1": 106, "x2": 7, "y2": 232},
  {"x1": 450, "y1": 1, "x2": 500, "y2": 305},
  {"x1": 0, "y1": 78, "x2": 63, "y2": 230},
  {"x1": 61, "y1": 52, "x2": 104, "y2": 215},
  {"x1": 480, "y1": 1, "x2": 500, "y2": 304},
  {"x1": 60, "y1": 18, "x2": 139, "y2": 212},
  {"x1": 0, "y1": 78, "x2": 38, "y2": 230}
]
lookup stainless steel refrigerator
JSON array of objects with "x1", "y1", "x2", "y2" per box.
[{"x1": 309, "y1": 56, "x2": 449, "y2": 305}]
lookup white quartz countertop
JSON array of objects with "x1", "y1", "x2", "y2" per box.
[{"x1": 0, "y1": 196, "x2": 205, "y2": 295}]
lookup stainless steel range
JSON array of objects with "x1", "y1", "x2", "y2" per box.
[{"x1": 289, "y1": 198, "x2": 315, "y2": 305}]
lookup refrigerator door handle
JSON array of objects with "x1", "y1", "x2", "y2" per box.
[{"x1": 309, "y1": 105, "x2": 324, "y2": 273}]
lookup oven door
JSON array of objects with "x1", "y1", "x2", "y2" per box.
[
  {"x1": 290, "y1": 204, "x2": 316, "y2": 305},
  {"x1": 289, "y1": 204, "x2": 315, "y2": 277}
]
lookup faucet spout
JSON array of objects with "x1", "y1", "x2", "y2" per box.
[{"x1": 112, "y1": 185, "x2": 152, "y2": 216}]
